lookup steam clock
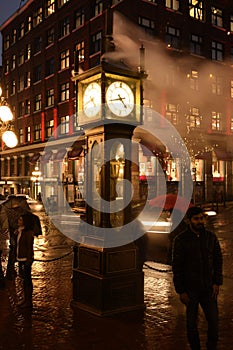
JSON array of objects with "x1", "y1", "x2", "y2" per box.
[{"x1": 71, "y1": 57, "x2": 147, "y2": 316}]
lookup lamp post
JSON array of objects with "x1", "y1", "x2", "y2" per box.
[{"x1": 0, "y1": 87, "x2": 18, "y2": 148}]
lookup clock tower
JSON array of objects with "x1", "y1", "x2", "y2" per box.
[{"x1": 71, "y1": 43, "x2": 147, "y2": 315}]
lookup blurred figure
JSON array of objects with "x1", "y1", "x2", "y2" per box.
[
  {"x1": 16, "y1": 213, "x2": 35, "y2": 308},
  {"x1": 0, "y1": 205, "x2": 9, "y2": 288}
]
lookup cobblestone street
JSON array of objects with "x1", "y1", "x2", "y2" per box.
[{"x1": 0, "y1": 205, "x2": 233, "y2": 349}]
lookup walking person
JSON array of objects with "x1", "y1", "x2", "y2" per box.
[
  {"x1": 172, "y1": 206, "x2": 223, "y2": 350},
  {"x1": 15, "y1": 213, "x2": 35, "y2": 308}
]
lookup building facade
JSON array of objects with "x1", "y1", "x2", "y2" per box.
[{"x1": 1, "y1": 0, "x2": 233, "y2": 207}]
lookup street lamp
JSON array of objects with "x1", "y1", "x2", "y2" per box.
[{"x1": 0, "y1": 87, "x2": 18, "y2": 148}]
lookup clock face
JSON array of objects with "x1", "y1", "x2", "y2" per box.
[
  {"x1": 106, "y1": 81, "x2": 134, "y2": 117},
  {"x1": 83, "y1": 82, "x2": 101, "y2": 117}
]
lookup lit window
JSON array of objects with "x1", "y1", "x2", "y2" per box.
[
  {"x1": 33, "y1": 7, "x2": 43, "y2": 27},
  {"x1": 12, "y1": 29, "x2": 17, "y2": 43},
  {"x1": 19, "y1": 129, "x2": 24, "y2": 144},
  {"x1": 19, "y1": 22, "x2": 25, "y2": 38},
  {"x1": 46, "y1": 120, "x2": 54, "y2": 138},
  {"x1": 60, "y1": 115, "x2": 69, "y2": 135},
  {"x1": 34, "y1": 124, "x2": 42, "y2": 141},
  {"x1": 211, "y1": 75, "x2": 223, "y2": 95},
  {"x1": 25, "y1": 72, "x2": 31, "y2": 88},
  {"x1": 45, "y1": 0, "x2": 55, "y2": 17},
  {"x1": 189, "y1": 0, "x2": 203, "y2": 21},
  {"x1": 75, "y1": 8, "x2": 84, "y2": 28},
  {"x1": 187, "y1": 107, "x2": 201, "y2": 129},
  {"x1": 231, "y1": 15, "x2": 233, "y2": 32},
  {"x1": 18, "y1": 49, "x2": 24, "y2": 65},
  {"x1": 4, "y1": 35, "x2": 10, "y2": 50},
  {"x1": 211, "y1": 111, "x2": 222, "y2": 131},
  {"x1": 11, "y1": 80, "x2": 16, "y2": 95},
  {"x1": 211, "y1": 41, "x2": 224, "y2": 61},
  {"x1": 60, "y1": 83, "x2": 69, "y2": 102},
  {"x1": 165, "y1": 103, "x2": 179, "y2": 125},
  {"x1": 26, "y1": 16, "x2": 32, "y2": 32},
  {"x1": 189, "y1": 70, "x2": 199, "y2": 90},
  {"x1": 46, "y1": 88, "x2": 54, "y2": 107},
  {"x1": 19, "y1": 101, "x2": 25, "y2": 116},
  {"x1": 95, "y1": 0, "x2": 103, "y2": 17},
  {"x1": 26, "y1": 126, "x2": 31, "y2": 142},
  {"x1": 25, "y1": 99, "x2": 31, "y2": 114},
  {"x1": 35, "y1": 94, "x2": 42, "y2": 111},
  {"x1": 190, "y1": 34, "x2": 203, "y2": 55},
  {"x1": 12, "y1": 54, "x2": 16, "y2": 70},
  {"x1": 4, "y1": 60, "x2": 9, "y2": 73},
  {"x1": 18, "y1": 74, "x2": 24, "y2": 91},
  {"x1": 58, "y1": 0, "x2": 70, "y2": 7},
  {"x1": 166, "y1": 0, "x2": 179, "y2": 11},
  {"x1": 230, "y1": 117, "x2": 233, "y2": 132},
  {"x1": 26, "y1": 44, "x2": 31, "y2": 60},
  {"x1": 211, "y1": 7, "x2": 223, "y2": 28},
  {"x1": 60, "y1": 49, "x2": 69, "y2": 70}
]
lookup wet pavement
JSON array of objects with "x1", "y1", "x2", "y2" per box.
[{"x1": 1, "y1": 205, "x2": 233, "y2": 349}]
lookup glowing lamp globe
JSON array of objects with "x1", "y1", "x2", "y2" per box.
[
  {"x1": 2, "y1": 130, "x2": 18, "y2": 148},
  {"x1": 0, "y1": 105, "x2": 14, "y2": 122}
]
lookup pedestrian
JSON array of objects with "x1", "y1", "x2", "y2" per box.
[
  {"x1": 172, "y1": 206, "x2": 223, "y2": 350},
  {"x1": 16, "y1": 213, "x2": 35, "y2": 308},
  {"x1": 0, "y1": 204, "x2": 10, "y2": 287}
]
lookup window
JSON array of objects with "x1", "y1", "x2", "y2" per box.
[
  {"x1": 138, "y1": 17, "x2": 155, "y2": 35},
  {"x1": 190, "y1": 34, "x2": 203, "y2": 55},
  {"x1": 19, "y1": 101, "x2": 25, "y2": 116},
  {"x1": 4, "y1": 60, "x2": 9, "y2": 74},
  {"x1": 60, "y1": 83, "x2": 69, "y2": 101},
  {"x1": 46, "y1": 58, "x2": 55, "y2": 76},
  {"x1": 25, "y1": 72, "x2": 31, "y2": 88},
  {"x1": 34, "y1": 124, "x2": 42, "y2": 141},
  {"x1": 166, "y1": 0, "x2": 179, "y2": 11},
  {"x1": 189, "y1": 0, "x2": 203, "y2": 21},
  {"x1": 34, "y1": 36, "x2": 42, "y2": 53},
  {"x1": 45, "y1": 0, "x2": 55, "y2": 17},
  {"x1": 211, "y1": 7, "x2": 223, "y2": 28},
  {"x1": 12, "y1": 54, "x2": 16, "y2": 70},
  {"x1": 19, "y1": 22, "x2": 25, "y2": 38},
  {"x1": 95, "y1": 0, "x2": 103, "y2": 17},
  {"x1": 35, "y1": 94, "x2": 42, "y2": 111},
  {"x1": 19, "y1": 129, "x2": 24, "y2": 144},
  {"x1": 4, "y1": 35, "x2": 10, "y2": 50},
  {"x1": 58, "y1": 0, "x2": 70, "y2": 7},
  {"x1": 165, "y1": 103, "x2": 178, "y2": 125},
  {"x1": 46, "y1": 88, "x2": 54, "y2": 107},
  {"x1": 26, "y1": 44, "x2": 31, "y2": 60},
  {"x1": 166, "y1": 26, "x2": 180, "y2": 49},
  {"x1": 59, "y1": 17, "x2": 70, "y2": 38},
  {"x1": 165, "y1": 66, "x2": 176, "y2": 87},
  {"x1": 25, "y1": 99, "x2": 31, "y2": 114},
  {"x1": 45, "y1": 120, "x2": 54, "y2": 138},
  {"x1": 211, "y1": 41, "x2": 224, "y2": 61},
  {"x1": 5, "y1": 84, "x2": 9, "y2": 99},
  {"x1": 26, "y1": 16, "x2": 32, "y2": 32},
  {"x1": 91, "y1": 31, "x2": 102, "y2": 54},
  {"x1": 75, "y1": 8, "x2": 84, "y2": 28},
  {"x1": 26, "y1": 127, "x2": 31, "y2": 143},
  {"x1": 34, "y1": 65, "x2": 42, "y2": 82},
  {"x1": 60, "y1": 115, "x2": 69, "y2": 135},
  {"x1": 189, "y1": 70, "x2": 199, "y2": 90},
  {"x1": 211, "y1": 75, "x2": 223, "y2": 95},
  {"x1": 231, "y1": 15, "x2": 233, "y2": 32},
  {"x1": 18, "y1": 74, "x2": 24, "y2": 91},
  {"x1": 11, "y1": 80, "x2": 16, "y2": 95},
  {"x1": 18, "y1": 49, "x2": 24, "y2": 65},
  {"x1": 187, "y1": 107, "x2": 201, "y2": 129},
  {"x1": 12, "y1": 29, "x2": 17, "y2": 44},
  {"x1": 211, "y1": 111, "x2": 222, "y2": 131},
  {"x1": 76, "y1": 41, "x2": 85, "y2": 63},
  {"x1": 230, "y1": 80, "x2": 233, "y2": 98},
  {"x1": 33, "y1": 7, "x2": 43, "y2": 27},
  {"x1": 60, "y1": 49, "x2": 69, "y2": 70},
  {"x1": 46, "y1": 27, "x2": 55, "y2": 46}
]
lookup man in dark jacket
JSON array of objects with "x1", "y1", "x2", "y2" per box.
[{"x1": 172, "y1": 206, "x2": 223, "y2": 350}]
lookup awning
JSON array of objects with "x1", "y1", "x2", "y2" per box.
[
  {"x1": 53, "y1": 148, "x2": 67, "y2": 162},
  {"x1": 214, "y1": 149, "x2": 231, "y2": 160},
  {"x1": 28, "y1": 153, "x2": 41, "y2": 165},
  {"x1": 41, "y1": 150, "x2": 53, "y2": 163},
  {"x1": 68, "y1": 147, "x2": 83, "y2": 160}
]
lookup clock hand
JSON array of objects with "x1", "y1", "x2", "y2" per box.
[{"x1": 117, "y1": 94, "x2": 127, "y2": 108}]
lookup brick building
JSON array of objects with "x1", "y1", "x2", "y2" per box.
[{"x1": 1, "y1": 0, "x2": 233, "y2": 206}]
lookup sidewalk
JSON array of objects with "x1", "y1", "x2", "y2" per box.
[{"x1": 0, "y1": 206, "x2": 233, "y2": 349}]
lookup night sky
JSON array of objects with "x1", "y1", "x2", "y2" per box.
[{"x1": 0, "y1": 1, "x2": 27, "y2": 64}]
